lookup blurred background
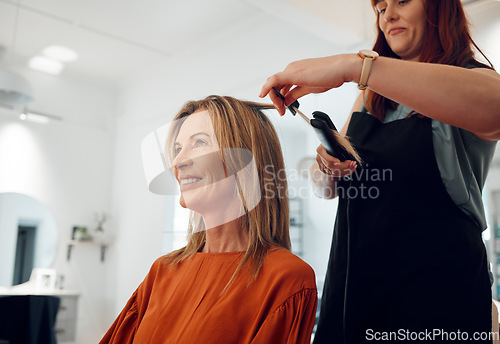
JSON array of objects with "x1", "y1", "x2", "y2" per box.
[{"x1": 0, "y1": 0, "x2": 499, "y2": 342}]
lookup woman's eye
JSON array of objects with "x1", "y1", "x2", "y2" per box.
[
  {"x1": 174, "y1": 147, "x2": 182, "y2": 155},
  {"x1": 194, "y1": 139, "x2": 208, "y2": 148},
  {"x1": 398, "y1": 0, "x2": 409, "y2": 5}
]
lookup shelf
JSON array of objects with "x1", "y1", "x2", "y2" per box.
[{"x1": 67, "y1": 240, "x2": 107, "y2": 262}]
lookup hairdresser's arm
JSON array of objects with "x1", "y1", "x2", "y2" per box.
[
  {"x1": 367, "y1": 57, "x2": 500, "y2": 141},
  {"x1": 261, "y1": 54, "x2": 500, "y2": 141},
  {"x1": 310, "y1": 93, "x2": 361, "y2": 199}
]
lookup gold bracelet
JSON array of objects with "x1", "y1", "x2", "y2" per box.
[{"x1": 357, "y1": 50, "x2": 379, "y2": 90}]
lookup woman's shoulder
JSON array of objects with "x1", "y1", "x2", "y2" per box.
[
  {"x1": 265, "y1": 247, "x2": 311, "y2": 266},
  {"x1": 261, "y1": 248, "x2": 316, "y2": 288}
]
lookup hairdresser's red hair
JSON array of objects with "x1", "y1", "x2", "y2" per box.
[{"x1": 366, "y1": 0, "x2": 494, "y2": 120}]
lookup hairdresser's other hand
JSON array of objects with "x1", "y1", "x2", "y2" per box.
[
  {"x1": 259, "y1": 54, "x2": 359, "y2": 116},
  {"x1": 316, "y1": 144, "x2": 357, "y2": 178}
]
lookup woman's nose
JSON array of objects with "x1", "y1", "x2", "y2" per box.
[
  {"x1": 382, "y1": 5, "x2": 398, "y2": 23},
  {"x1": 172, "y1": 149, "x2": 193, "y2": 170}
]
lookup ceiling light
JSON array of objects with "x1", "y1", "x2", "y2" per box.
[
  {"x1": 42, "y1": 45, "x2": 78, "y2": 62},
  {"x1": 28, "y1": 56, "x2": 64, "y2": 75},
  {"x1": 0, "y1": 68, "x2": 35, "y2": 107},
  {"x1": 19, "y1": 112, "x2": 50, "y2": 124}
]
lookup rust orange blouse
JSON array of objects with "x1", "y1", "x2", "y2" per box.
[{"x1": 100, "y1": 248, "x2": 317, "y2": 344}]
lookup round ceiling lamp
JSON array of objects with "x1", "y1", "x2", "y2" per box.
[{"x1": 42, "y1": 45, "x2": 78, "y2": 62}]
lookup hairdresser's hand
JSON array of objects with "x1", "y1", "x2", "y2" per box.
[
  {"x1": 316, "y1": 144, "x2": 357, "y2": 178},
  {"x1": 259, "y1": 54, "x2": 360, "y2": 116}
]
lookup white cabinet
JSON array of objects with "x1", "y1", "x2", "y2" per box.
[{"x1": 55, "y1": 294, "x2": 79, "y2": 343}]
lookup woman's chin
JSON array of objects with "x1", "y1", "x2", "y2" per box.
[
  {"x1": 179, "y1": 194, "x2": 186, "y2": 208},
  {"x1": 179, "y1": 196, "x2": 206, "y2": 214}
]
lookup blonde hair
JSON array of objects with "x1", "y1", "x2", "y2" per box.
[{"x1": 164, "y1": 95, "x2": 290, "y2": 284}]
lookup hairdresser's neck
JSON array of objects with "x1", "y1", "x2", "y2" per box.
[{"x1": 201, "y1": 217, "x2": 248, "y2": 253}]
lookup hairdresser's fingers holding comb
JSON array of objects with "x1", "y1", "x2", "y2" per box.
[
  {"x1": 268, "y1": 87, "x2": 286, "y2": 116},
  {"x1": 260, "y1": 74, "x2": 292, "y2": 115}
]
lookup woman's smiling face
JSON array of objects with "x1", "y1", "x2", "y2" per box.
[
  {"x1": 375, "y1": 0, "x2": 427, "y2": 61},
  {"x1": 171, "y1": 110, "x2": 235, "y2": 214}
]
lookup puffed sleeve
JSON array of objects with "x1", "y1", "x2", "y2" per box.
[
  {"x1": 99, "y1": 288, "x2": 140, "y2": 344},
  {"x1": 251, "y1": 288, "x2": 318, "y2": 344}
]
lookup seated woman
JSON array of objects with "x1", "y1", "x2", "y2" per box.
[{"x1": 100, "y1": 95, "x2": 318, "y2": 344}]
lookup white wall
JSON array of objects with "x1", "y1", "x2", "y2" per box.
[{"x1": 0, "y1": 66, "x2": 116, "y2": 343}]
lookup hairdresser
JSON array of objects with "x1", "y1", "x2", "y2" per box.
[{"x1": 260, "y1": 0, "x2": 500, "y2": 343}]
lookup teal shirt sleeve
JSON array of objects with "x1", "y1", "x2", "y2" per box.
[{"x1": 431, "y1": 120, "x2": 496, "y2": 230}]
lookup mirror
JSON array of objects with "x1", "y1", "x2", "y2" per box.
[{"x1": 0, "y1": 192, "x2": 58, "y2": 287}]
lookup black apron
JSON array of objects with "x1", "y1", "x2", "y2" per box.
[{"x1": 313, "y1": 112, "x2": 492, "y2": 343}]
